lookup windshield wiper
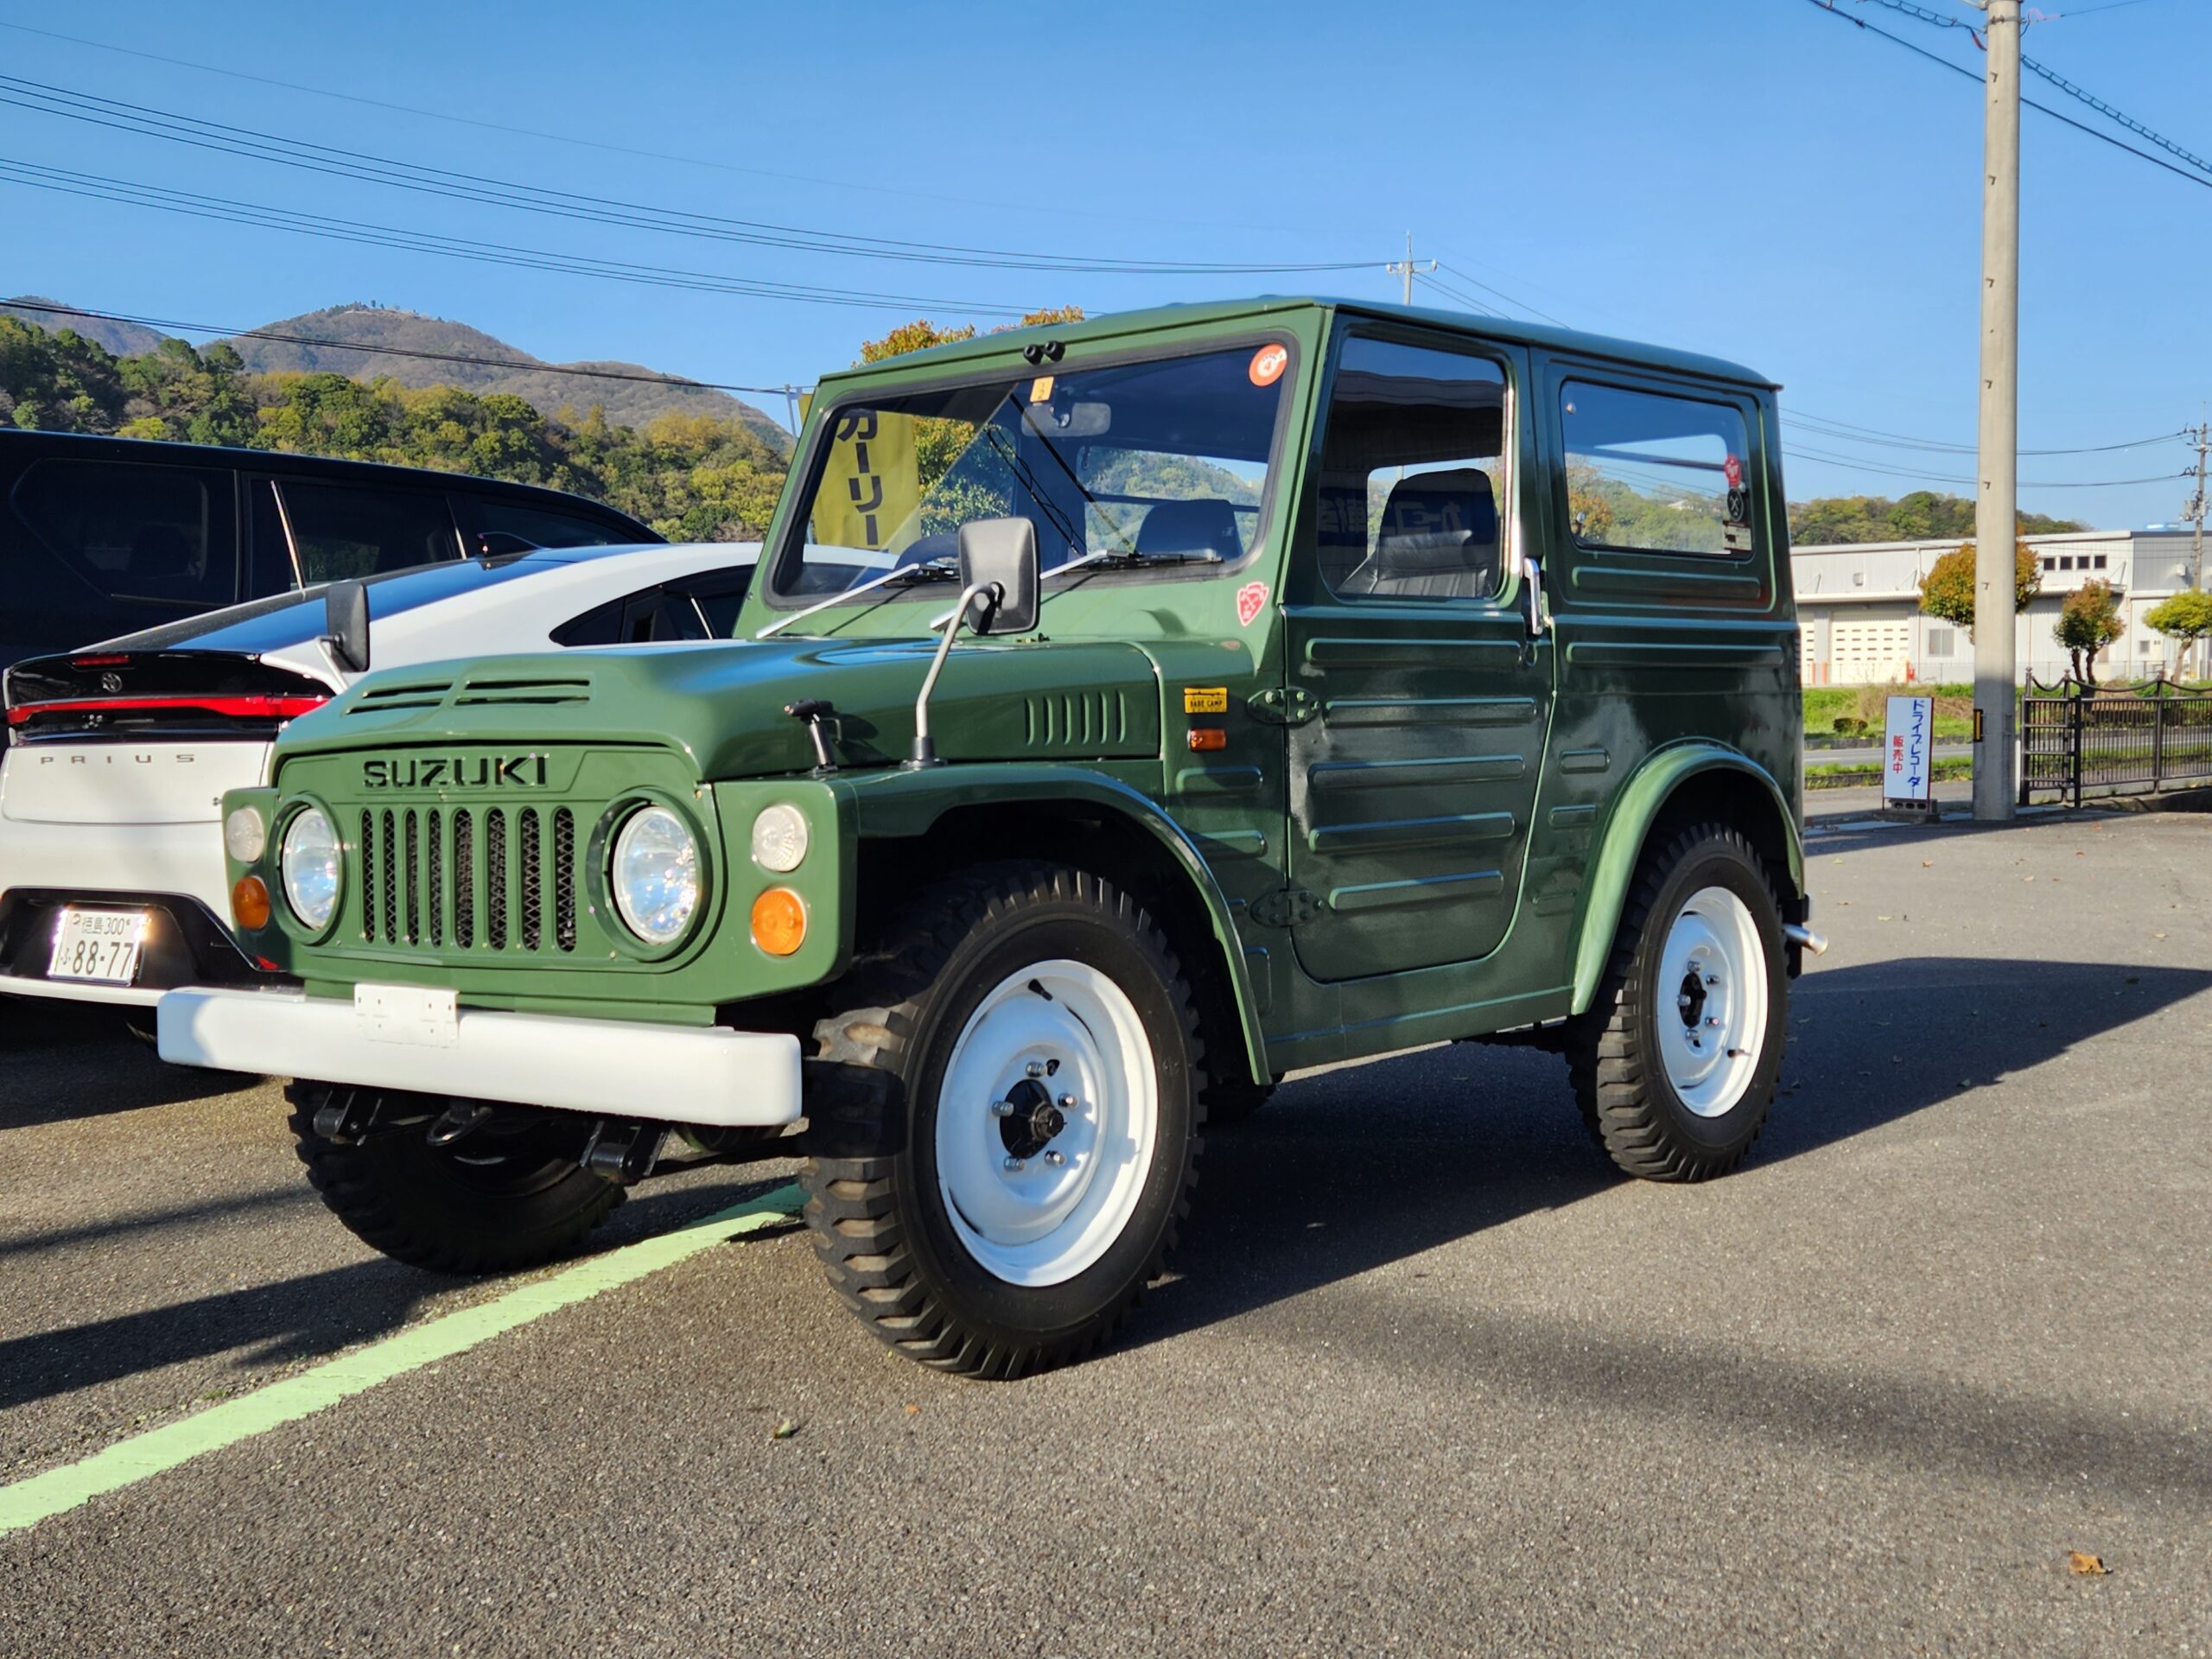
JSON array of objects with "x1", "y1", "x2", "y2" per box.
[
  {"x1": 757, "y1": 556, "x2": 958, "y2": 639},
  {"x1": 1073, "y1": 549, "x2": 1224, "y2": 569}
]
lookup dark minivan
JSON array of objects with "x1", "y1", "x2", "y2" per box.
[{"x1": 0, "y1": 431, "x2": 660, "y2": 669}]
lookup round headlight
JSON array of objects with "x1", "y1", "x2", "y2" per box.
[
  {"x1": 279, "y1": 806, "x2": 340, "y2": 930},
  {"x1": 750, "y1": 803, "x2": 809, "y2": 873},
  {"x1": 225, "y1": 805, "x2": 267, "y2": 862},
  {"x1": 612, "y1": 805, "x2": 700, "y2": 944}
]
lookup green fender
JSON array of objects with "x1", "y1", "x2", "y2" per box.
[
  {"x1": 836, "y1": 764, "x2": 1271, "y2": 1086},
  {"x1": 1568, "y1": 743, "x2": 1805, "y2": 1015}
]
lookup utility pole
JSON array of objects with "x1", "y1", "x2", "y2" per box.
[
  {"x1": 1385, "y1": 232, "x2": 1435, "y2": 308},
  {"x1": 2185, "y1": 412, "x2": 2208, "y2": 593},
  {"x1": 1972, "y1": 0, "x2": 2021, "y2": 821}
]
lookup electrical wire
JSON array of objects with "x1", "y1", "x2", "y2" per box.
[
  {"x1": 1802, "y1": 1, "x2": 2212, "y2": 193},
  {"x1": 1432, "y1": 260, "x2": 1571, "y2": 327},
  {"x1": 1784, "y1": 408, "x2": 2183, "y2": 455},
  {"x1": 0, "y1": 157, "x2": 1035, "y2": 315},
  {"x1": 0, "y1": 297, "x2": 801, "y2": 397},
  {"x1": 0, "y1": 73, "x2": 1379, "y2": 276},
  {"x1": 1784, "y1": 442, "x2": 2181, "y2": 487}
]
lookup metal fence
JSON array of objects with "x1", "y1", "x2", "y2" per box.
[{"x1": 2021, "y1": 685, "x2": 2212, "y2": 807}]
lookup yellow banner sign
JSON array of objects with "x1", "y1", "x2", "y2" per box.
[{"x1": 814, "y1": 409, "x2": 919, "y2": 554}]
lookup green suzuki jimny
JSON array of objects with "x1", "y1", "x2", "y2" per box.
[{"x1": 161, "y1": 298, "x2": 1822, "y2": 1378}]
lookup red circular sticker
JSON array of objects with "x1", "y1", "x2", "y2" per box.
[
  {"x1": 1248, "y1": 344, "x2": 1288, "y2": 387},
  {"x1": 1723, "y1": 453, "x2": 1744, "y2": 489}
]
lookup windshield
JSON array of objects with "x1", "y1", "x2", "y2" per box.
[{"x1": 770, "y1": 340, "x2": 1292, "y2": 602}]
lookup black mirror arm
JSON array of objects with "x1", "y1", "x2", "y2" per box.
[{"x1": 906, "y1": 580, "x2": 1001, "y2": 769}]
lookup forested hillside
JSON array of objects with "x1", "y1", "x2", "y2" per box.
[
  {"x1": 1788, "y1": 490, "x2": 2082, "y2": 545},
  {"x1": 0, "y1": 314, "x2": 787, "y2": 542}
]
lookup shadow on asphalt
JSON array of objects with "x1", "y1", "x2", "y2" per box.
[
  {"x1": 0, "y1": 998, "x2": 252, "y2": 1128},
  {"x1": 1136, "y1": 957, "x2": 2212, "y2": 1355},
  {"x1": 6, "y1": 957, "x2": 2203, "y2": 1424},
  {"x1": 0, "y1": 1174, "x2": 794, "y2": 1412}
]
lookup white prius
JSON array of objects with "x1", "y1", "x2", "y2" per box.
[{"x1": 0, "y1": 541, "x2": 757, "y2": 1026}]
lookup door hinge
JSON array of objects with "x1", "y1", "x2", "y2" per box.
[
  {"x1": 1248, "y1": 887, "x2": 1324, "y2": 928},
  {"x1": 1246, "y1": 685, "x2": 1319, "y2": 726}
]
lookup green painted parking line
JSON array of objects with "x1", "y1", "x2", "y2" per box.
[{"x1": 0, "y1": 1182, "x2": 806, "y2": 1537}]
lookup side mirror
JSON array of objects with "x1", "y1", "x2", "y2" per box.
[
  {"x1": 324, "y1": 579, "x2": 371, "y2": 674},
  {"x1": 956, "y1": 516, "x2": 1039, "y2": 636}
]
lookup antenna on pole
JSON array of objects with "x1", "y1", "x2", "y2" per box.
[{"x1": 1385, "y1": 232, "x2": 1436, "y2": 307}]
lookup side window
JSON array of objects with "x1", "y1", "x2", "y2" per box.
[
  {"x1": 11, "y1": 458, "x2": 237, "y2": 607},
  {"x1": 549, "y1": 568, "x2": 753, "y2": 647},
  {"x1": 457, "y1": 497, "x2": 639, "y2": 553},
  {"x1": 1560, "y1": 381, "x2": 1752, "y2": 556},
  {"x1": 279, "y1": 482, "x2": 461, "y2": 582},
  {"x1": 1315, "y1": 337, "x2": 1507, "y2": 601}
]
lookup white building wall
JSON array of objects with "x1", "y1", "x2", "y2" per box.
[{"x1": 1792, "y1": 530, "x2": 2198, "y2": 685}]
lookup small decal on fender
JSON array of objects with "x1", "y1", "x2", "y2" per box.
[
  {"x1": 1183, "y1": 686, "x2": 1230, "y2": 715},
  {"x1": 1236, "y1": 582, "x2": 1269, "y2": 627}
]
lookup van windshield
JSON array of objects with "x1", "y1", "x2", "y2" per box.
[{"x1": 769, "y1": 341, "x2": 1291, "y2": 602}]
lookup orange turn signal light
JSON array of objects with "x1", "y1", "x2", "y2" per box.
[
  {"x1": 232, "y1": 874, "x2": 271, "y2": 931},
  {"x1": 751, "y1": 887, "x2": 806, "y2": 957},
  {"x1": 1186, "y1": 728, "x2": 1227, "y2": 752}
]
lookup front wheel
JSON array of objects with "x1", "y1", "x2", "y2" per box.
[
  {"x1": 802, "y1": 861, "x2": 1204, "y2": 1378},
  {"x1": 1567, "y1": 823, "x2": 1788, "y2": 1182},
  {"x1": 287, "y1": 1084, "x2": 623, "y2": 1273}
]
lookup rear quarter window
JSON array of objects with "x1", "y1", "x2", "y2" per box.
[
  {"x1": 1560, "y1": 381, "x2": 1753, "y2": 556},
  {"x1": 279, "y1": 481, "x2": 462, "y2": 581},
  {"x1": 10, "y1": 456, "x2": 238, "y2": 607}
]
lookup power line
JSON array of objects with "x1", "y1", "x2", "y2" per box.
[
  {"x1": 0, "y1": 73, "x2": 1379, "y2": 276},
  {"x1": 1783, "y1": 407, "x2": 2183, "y2": 455},
  {"x1": 1803, "y1": 1, "x2": 2212, "y2": 193},
  {"x1": 1432, "y1": 260, "x2": 1570, "y2": 327},
  {"x1": 1783, "y1": 442, "x2": 2180, "y2": 487},
  {"x1": 0, "y1": 297, "x2": 802, "y2": 398},
  {"x1": 0, "y1": 157, "x2": 1036, "y2": 315}
]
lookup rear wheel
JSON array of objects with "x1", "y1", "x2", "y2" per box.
[
  {"x1": 287, "y1": 1084, "x2": 622, "y2": 1273},
  {"x1": 1567, "y1": 823, "x2": 1788, "y2": 1182},
  {"x1": 802, "y1": 861, "x2": 1204, "y2": 1378}
]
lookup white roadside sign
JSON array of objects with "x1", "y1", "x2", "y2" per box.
[{"x1": 1885, "y1": 695, "x2": 1936, "y2": 804}]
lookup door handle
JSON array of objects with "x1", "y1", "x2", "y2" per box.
[{"x1": 1522, "y1": 557, "x2": 1547, "y2": 639}]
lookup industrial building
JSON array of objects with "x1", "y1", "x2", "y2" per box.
[{"x1": 1793, "y1": 528, "x2": 2202, "y2": 685}]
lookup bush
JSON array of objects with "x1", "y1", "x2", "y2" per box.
[{"x1": 1831, "y1": 715, "x2": 1867, "y2": 736}]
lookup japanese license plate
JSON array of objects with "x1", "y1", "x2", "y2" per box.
[{"x1": 48, "y1": 907, "x2": 149, "y2": 985}]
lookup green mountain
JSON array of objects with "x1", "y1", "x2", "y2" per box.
[
  {"x1": 3, "y1": 297, "x2": 173, "y2": 358},
  {"x1": 222, "y1": 304, "x2": 788, "y2": 450}
]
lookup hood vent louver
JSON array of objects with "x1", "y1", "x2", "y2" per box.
[{"x1": 452, "y1": 674, "x2": 594, "y2": 708}]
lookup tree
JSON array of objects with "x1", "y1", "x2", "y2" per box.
[
  {"x1": 2144, "y1": 588, "x2": 2212, "y2": 681},
  {"x1": 2055, "y1": 577, "x2": 2125, "y2": 685},
  {"x1": 1918, "y1": 540, "x2": 2041, "y2": 639}
]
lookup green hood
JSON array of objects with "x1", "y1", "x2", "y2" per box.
[{"x1": 275, "y1": 634, "x2": 1165, "y2": 780}]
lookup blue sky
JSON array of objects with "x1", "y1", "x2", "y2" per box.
[{"x1": 3, "y1": 0, "x2": 2207, "y2": 530}]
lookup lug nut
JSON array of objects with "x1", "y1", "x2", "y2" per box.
[
  {"x1": 1003, "y1": 1155, "x2": 1026, "y2": 1173},
  {"x1": 1058, "y1": 1093, "x2": 1077, "y2": 1111},
  {"x1": 1025, "y1": 1061, "x2": 1045, "y2": 1078},
  {"x1": 989, "y1": 1100, "x2": 1014, "y2": 1117},
  {"x1": 1044, "y1": 1150, "x2": 1066, "y2": 1167}
]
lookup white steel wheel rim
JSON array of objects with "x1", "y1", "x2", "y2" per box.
[
  {"x1": 934, "y1": 958, "x2": 1160, "y2": 1288},
  {"x1": 1656, "y1": 885, "x2": 1768, "y2": 1119}
]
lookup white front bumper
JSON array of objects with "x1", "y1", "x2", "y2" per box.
[{"x1": 156, "y1": 987, "x2": 803, "y2": 1128}]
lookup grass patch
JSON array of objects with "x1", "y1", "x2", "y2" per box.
[{"x1": 1805, "y1": 754, "x2": 1974, "y2": 790}]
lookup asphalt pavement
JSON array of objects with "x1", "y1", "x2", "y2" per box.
[{"x1": 2, "y1": 810, "x2": 2208, "y2": 1656}]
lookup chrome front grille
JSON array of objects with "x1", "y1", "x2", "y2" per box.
[{"x1": 358, "y1": 804, "x2": 578, "y2": 955}]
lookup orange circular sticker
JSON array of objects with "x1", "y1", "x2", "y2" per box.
[{"x1": 1248, "y1": 344, "x2": 1288, "y2": 387}]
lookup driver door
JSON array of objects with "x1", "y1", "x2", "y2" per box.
[{"x1": 1281, "y1": 327, "x2": 1554, "y2": 982}]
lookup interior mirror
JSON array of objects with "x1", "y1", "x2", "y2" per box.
[
  {"x1": 1023, "y1": 400, "x2": 1110, "y2": 439},
  {"x1": 957, "y1": 517, "x2": 1040, "y2": 636},
  {"x1": 324, "y1": 578, "x2": 372, "y2": 674}
]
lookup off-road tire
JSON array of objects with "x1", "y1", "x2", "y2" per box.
[
  {"x1": 1566, "y1": 823, "x2": 1787, "y2": 1182},
  {"x1": 801, "y1": 861, "x2": 1205, "y2": 1379},
  {"x1": 288, "y1": 1083, "x2": 623, "y2": 1273}
]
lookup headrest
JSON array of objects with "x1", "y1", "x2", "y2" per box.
[
  {"x1": 1373, "y1": 468, "x2": 1497, "y2": 575},
  {"x1": 1136, "y1": 498, "x2": 1241, "y2": 562}
]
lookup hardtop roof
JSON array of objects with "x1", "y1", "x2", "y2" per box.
[{"x1": 812, "y1": 296, "x2": 1778, "y2": 394}]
